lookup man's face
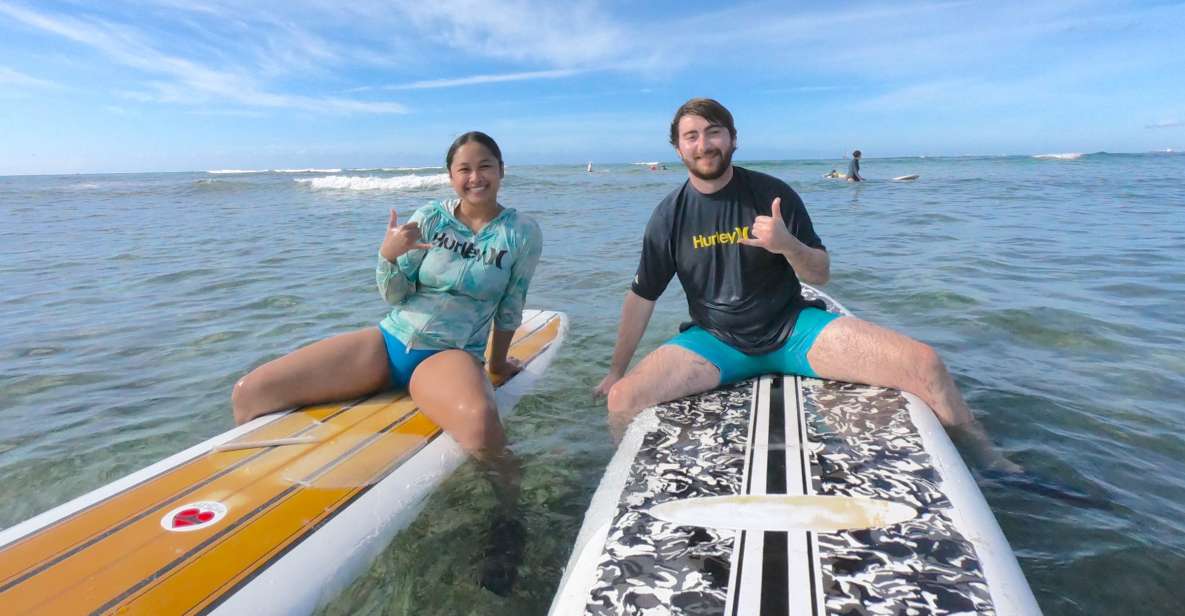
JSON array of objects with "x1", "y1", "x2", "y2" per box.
[{"x1": 675, "y1": 114, "x2": 736, "y2": 181}]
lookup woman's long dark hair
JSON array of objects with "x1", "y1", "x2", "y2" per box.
[{"x1": 446, "y1": 131, "x2": 503, "y2": 170}]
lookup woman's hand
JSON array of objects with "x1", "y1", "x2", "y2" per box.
[
  {"x1": 380, "y1": 209, "x2": 432, "y2": 261},
  {"x1": 488, "y1": 356, "x2": 522, "y2": 379}
]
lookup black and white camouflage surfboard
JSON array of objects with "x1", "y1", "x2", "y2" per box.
[{"x1": 551, "y1": 286, "x2": 1040, "y2": 615}]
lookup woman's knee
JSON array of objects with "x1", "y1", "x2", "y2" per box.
[
  {"x1": 230, "y1": 375, "x2": 262, "y2": 425},
  {"x1": 452, "y1": 402, "x2": 504, "y2": 452},
  {"x1": 230, "y1": 369, "x2": 281, "y2": 425}
]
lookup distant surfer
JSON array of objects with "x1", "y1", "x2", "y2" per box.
[
  {"x1": 231, "y1": 131, "x2": 542, "y2": 594},
  {"x1": 594, "y1": 98, "x2": 1019, "y2": 472},
  {"x1": 847, "y1": 149, "x2": 863, "y2": 182}
]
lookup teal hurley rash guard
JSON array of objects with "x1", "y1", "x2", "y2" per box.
[{"x1": 376, "y1": 199, "x2": 542, "y2": 360}]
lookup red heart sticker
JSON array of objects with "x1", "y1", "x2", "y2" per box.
[
  {"x1": 161, "y1": 501, "x2": 227, "y2": 532},
  {"x1": 171, "y1": 508, "x2": 215, "y2": 528}
]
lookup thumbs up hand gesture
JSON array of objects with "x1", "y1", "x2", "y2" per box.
[
  {"x1": 739, "y1": 197, "x2": 795, "y2": 255},
  {"x1": 380, "y1": 209, "x2": 432, "y2": 262}
]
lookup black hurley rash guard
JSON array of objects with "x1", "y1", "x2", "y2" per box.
[{"x1": 631, "y1": 166, "x2": 827, "y2": 355}]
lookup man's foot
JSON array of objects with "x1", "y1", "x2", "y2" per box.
[{"x1": 479, "y1": 515, "x2": 526, "y2": 597}]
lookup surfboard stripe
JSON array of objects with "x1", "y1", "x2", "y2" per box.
[
  {"x1": 761, "y1": 376, "x2": 790, "y2": 616},
  {"x1": 97, "y1": 413, "x2": 440, "y2": 615},
  {"x1": 729, "y1": 377, "x2": 770, "y2": 616},
  {"x1": 724, "y1": 379, "x2": 758, "y2": 616},
  {"x1": 0, "y1": 313, "x2": 562, "y2": 615},
  {"x1": 0, "y1": 400, "x2": 379, "y2": 592},
  {"x1": 785, "y1": 376, "x2": 822, "y2": 616}
]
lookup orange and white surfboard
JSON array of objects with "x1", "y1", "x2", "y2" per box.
[{"x1": 0, "y1": 309, "x2": 567, "y2": 615}]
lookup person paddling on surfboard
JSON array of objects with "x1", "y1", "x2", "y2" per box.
[
  {"x1": 593, "y1": 98, "x2": 1019, "y2": 473},
  {"x1": 231, "y1": 131, "x2": 542, "y2": 595},
  {"x1": 847, "y1": 149, "x2": 863, "y2": 182}
]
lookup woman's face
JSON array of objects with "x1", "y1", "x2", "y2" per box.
[{"x1": 448, "y1": 142, "x2": 503, "y2": 207}]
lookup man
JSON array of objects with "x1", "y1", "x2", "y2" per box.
[
  {"x1": 594, "y1": 98, "x2": 1016, "y2": 470},
  {"x1": 847, "y1": 149, "x2": 863, "y2": 181}
]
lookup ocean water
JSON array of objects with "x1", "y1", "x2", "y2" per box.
[{"x1": 1, "y1": 153, "x2": 1183, "y2": 614}]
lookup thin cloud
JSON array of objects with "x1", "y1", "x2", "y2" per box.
[
  {"x1": 0, "y1": 65, "x2": 59, "y2": 88},
  {"x1": 379, "y1": 69, "x2": 584, "y2": 91},
  {"x1": 1146, "y1": 120, "x2": 1183, "y2": 129},
  {"x1": 394, "y1": 1, "x2": 630, "y2": 66},
  {"x1": 0, "y1": 2, "x2": 407, "y2": 114}
]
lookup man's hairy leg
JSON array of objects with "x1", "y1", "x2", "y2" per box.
[
  {"x1": 606, "y1": 344, "x2": 720, "y2": 442},
  {"x1": 807, "y1": 316, "x2": 1020, "y2": 471}
]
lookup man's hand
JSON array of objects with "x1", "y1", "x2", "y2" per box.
[
  {"x1": 593, "y1": 371, "x2": 623, "y2": 400},
  {"x1": 739, "y1": 197, "x2": 795, "y2": 255},
  {"x1": 379, "y1": 209, "x2": 432, "y2": 262}
]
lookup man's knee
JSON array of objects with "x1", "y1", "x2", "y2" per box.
[
  {"x1": 606, "y1": 380, "x2": 640, "y2": 417},
  {"x1": 908, "y1": 342, "x2": 947, "y2": 392}
]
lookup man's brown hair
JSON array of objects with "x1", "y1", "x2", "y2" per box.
[{"x1": 669, "y1": 98, "x2": 736, "y2": 146}]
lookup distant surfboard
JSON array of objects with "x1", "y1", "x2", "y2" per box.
[{"x1": 892, "y1": 174, "x2": 920, "y2": 181}]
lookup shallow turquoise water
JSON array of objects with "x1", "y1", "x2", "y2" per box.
[{"x1": 1, "y1": 153, "x2": 1183, "y2": 614}]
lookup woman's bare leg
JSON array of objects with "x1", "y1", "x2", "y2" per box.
[
  {"x1": 408, "y1": 349, "x2": 524, "y2": 594},
  {"x1": 409, "y1": 350, "x2": 518, "y2": 509},
  {"x1": 231, "y1": 327, "x2": 390, "y2": 425}
]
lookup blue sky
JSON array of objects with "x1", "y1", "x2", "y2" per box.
[{"x1": 1, "y1": 0, "x2": 1182, "y2": 174}]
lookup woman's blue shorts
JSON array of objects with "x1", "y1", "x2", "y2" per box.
[{"x1": 380, "y1": 327, "x2": 441, "y2": 390}]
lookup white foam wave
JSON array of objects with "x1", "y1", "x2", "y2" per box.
[
  {"x1": 1032, "y1": 153, "x2": 1084, "y2": 160},
  {"x1": 273, "y1": 168, "x2": 342, "y2": 173},
  {"x1": 296, "y1": 174, "x2": 450, "y2": 191},
  {"x1": 631, "y1": 161, "x2": 660, "y2": 166},
  {"x1": 207, "y1": 169, "x2": 266, "y2": 174}
]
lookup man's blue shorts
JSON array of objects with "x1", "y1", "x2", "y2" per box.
[
  {"x1": 380, "y1": 327, "x2": 441, "y2": 390},
  {"x1": 666, "y1": 307, "x2": 840, "y2": 385}
]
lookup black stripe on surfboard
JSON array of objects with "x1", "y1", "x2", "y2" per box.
[
  {"x1": 0, "y1": 401, "x2": 370, "y2": 594},
  {"x1": 730, "y1": 378, "x2": 763, "y2": 616},
  {"x1": 761, "y1": 376, "x2": 790, "y2": 616},
  {"x1": 792, "y1": 377, "x2": 820, "y2": 615},
  {"x1": 91, "y1": 408, "x2": 429, "y2": 615}
]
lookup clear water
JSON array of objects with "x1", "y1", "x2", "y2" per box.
[{"x1": 1, "y1": 153, "x2": 1183, "y2": 614}]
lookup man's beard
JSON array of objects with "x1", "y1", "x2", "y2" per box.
[{"x1": 682, "y1": 145, "x2": 735, "y2": 181}]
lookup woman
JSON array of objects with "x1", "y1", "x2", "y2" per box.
[{"x1": 230, "y1": 131, "x2": 542, "y2": 593}]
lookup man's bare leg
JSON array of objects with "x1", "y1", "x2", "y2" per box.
[
  {"x1": 606, "y1": 344, "x2": 720, "y2": 441},
  {"x1": 807, "y1": 316, "x2": 1021, "y2": 471}
]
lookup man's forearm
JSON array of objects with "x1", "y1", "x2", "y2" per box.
[
  {"x1": 783, "y1": 243, "x2": 830, "y2": 285},
  {"x1": 608, "y1": 291, "x2": 656, "y2": 375}
]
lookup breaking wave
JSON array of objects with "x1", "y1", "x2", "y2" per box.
[{"x1": 295, "y1": 174, "x2": 450, "y2": 191}]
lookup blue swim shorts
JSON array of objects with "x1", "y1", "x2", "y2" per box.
[
  {"x1": 379, "y1": 326, "x2": 441, "y2": 390},
  {"x1": 666, "y1": 307, "x2": 840, "y2": 385}
]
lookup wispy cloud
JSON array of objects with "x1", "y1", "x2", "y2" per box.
[
  {"x1": 0, "y1": 64, "x2": 58, "y2": 88},
  {"x1": 0, "y1": 2, "x2": 407, "y2": 114},
  {"x1": 1146, "y1": 120, "x2": 1183, "y2": 129},
  {"x1": 393, "y1": 1, "x2": 630, "y2": 67},
  {"x1": 375, "y1": 68, "x2": 584, "y2": 91}
]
